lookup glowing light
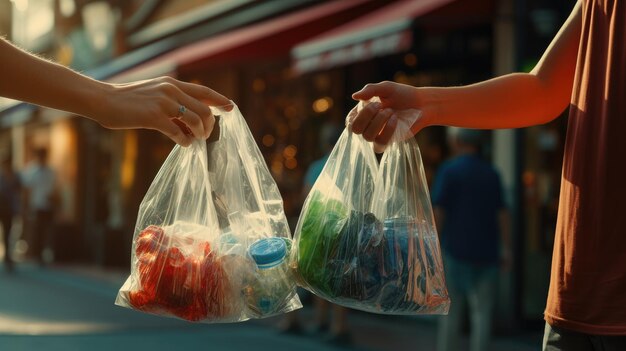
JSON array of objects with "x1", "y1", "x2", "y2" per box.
[
  {"x1": 262, "y1": 134, "x2": 275, "y2": 147},
  {"x1": 252, "y1": 79, "x2": 266, "y2": 92},
  {"x1": 82, "y1": 1, "x2": 114, "y2": 51},
  {"x1": 60, "y1": 0, "x2": 75, "y2": 17},
  {"x1": 121, "y1": 131, "x2": 138, "y2": 190},
  {"x1": 283, "y1": 145, "x2": 297, "y2": 158},
  {"x1": 12, "y1": 0, "x2": 28, "y2": 12},
  {"x1": 404, "y1": 53, "x2": 417, "y2": 67},
  {"x1": 271, "y1": 160, "x2": 284, "y2": 176},
  {"x1": 394, "y1": 71, "x2": 409, "y2": 84},
  {"x1": 285, "y1": 158, "x2": 298, "y2": 170},
  {"x1": 284, "y1": 105, "x2": 297, "y2": 119},
  {"x1": 313, "y1": 97, "x2": 333, "y2": 113}
]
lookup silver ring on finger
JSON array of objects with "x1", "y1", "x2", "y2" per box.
[{"x1": 176, "y1": 104, "x2": 187, "y2": 119}]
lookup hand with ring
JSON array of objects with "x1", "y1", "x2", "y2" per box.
[
  {"x1": 0, "y1": 38, "x2": 231, "y2": 147},
  {"x1": 93, "y1": 76, "x2": 232, "y2": 146}
]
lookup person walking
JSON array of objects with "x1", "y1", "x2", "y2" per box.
[
  {"x1": 433, "y1": 129, "x2": 511, "y2": 351},
  {"x1": 21, "y1": 149, "x2": 56, "y2": 266}
]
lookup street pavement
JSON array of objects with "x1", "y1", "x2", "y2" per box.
[{"x1": 0, "y1": 263, "x2": 542, "y2": 351}]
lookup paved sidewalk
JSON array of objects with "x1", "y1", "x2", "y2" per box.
[
  {"x1": 0, "y1": 263, "x2": 543, "y2": 350},
  {"x1": 58, "y1": 264, "x2": 543, "y2": 351}
]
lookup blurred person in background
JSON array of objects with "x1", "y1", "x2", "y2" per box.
[
  {"x1": 282, "y1": 123, "x2": 351, "y2": 345},
  {"x1": 0, "y1": 37, "x2": 230, "y2": 146},
  {"x1": 21, "y1": 148, "x2": 55, "y2": 266},
  {"x1": 350, "y1": 1, "x2": 626, "y2": 349},
  {"x1": 432, "y1": 129, "x2": 511, "y2": 351},
  {"x1": 0, "y1": 157, "x2": 21, "y2": 272}
]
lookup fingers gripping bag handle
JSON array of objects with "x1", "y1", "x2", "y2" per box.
[
  {"x1": 116, "y1": 102, "x2": 302, "y2": 323},
  {"x1": 370, "y1": 103, "x2": 450, "y2": 314},
  {"x1": 293, "y1": 97, "x2": 449, "y2": 315},
  {"x1": 293, "y1": 100, "x2": 380, "y2": 310}
]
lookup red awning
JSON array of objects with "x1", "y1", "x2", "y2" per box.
[
  {"x1": 291, "y1": 0, "x2": 456, "y2": 74},
  {"x1": 109, "y1": 0, "x2": 385, "y2": 83}
]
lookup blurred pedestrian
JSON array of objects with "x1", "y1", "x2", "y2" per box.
[
  {"x1": 0, "y1": 37, "x2": 231, "y2": 146},
  {"x1": 282, "y1": 124, "x2": 351, "y2": 345},
  {"x1": 21, "y1": 148, "x2": 56, "y2": 266},
  {"x1": 432, "y1": 129, "x2": 511, "y2": 351},
  {"x1": 350, "y1": 1, "x2": 626, "y2": 349},
  {"x1": 0, "y1": 157, "x2": 21, "y2": 272}
]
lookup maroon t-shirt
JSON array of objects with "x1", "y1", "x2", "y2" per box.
[{"x1": 544, "y1": 0, "x2": 626, "y2": 335}]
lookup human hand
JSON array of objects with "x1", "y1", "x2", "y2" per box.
[
  {"x1": 350, "y1": 81, "x2": 432, "y2": 146},
  {"x1": 93, "y1": 76, "x2": 232, "y2": 146}
]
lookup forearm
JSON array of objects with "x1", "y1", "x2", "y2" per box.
[
  {"x1": 417, "y1": 72, "x2": 570, "y2": 129},
  {"x1": 422, "y1": 3, "x2": 580, "y2": 130},
  {"x1": 0, "y1": 38, "x2": 108, "y2": 119}
]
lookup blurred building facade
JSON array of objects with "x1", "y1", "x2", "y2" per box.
[{"x1": 0, "y1": 0, "x2": 574, "y2": 332}]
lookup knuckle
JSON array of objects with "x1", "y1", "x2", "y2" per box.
[
  {"x1": 158, "y1": 76, "x2": 175, "y2": 84},
  {"x1": 196, "y1": 104, "x2": 212, "y2": 117},
  {"x1": 159, "y1": 82, "x2": 179, "y2": 95},
  {"x1": 205, "y1": 114, "x2": 215, "y2": 128}
]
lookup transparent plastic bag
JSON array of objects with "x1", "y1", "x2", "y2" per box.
[
  {"x1": 116, "y1": 103, "x2": 301, "y2": 323},
  {"x1": 292, "y1": 99, "x2": 450, "y2": 314}
]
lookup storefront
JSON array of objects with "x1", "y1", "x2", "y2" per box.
[{"x1": 0, "y1": 0, "x2": 575, "y2": 332}]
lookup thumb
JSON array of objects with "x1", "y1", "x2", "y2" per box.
[{"x1": 352, "y1": 82, "x2": 392, "y2": 101}]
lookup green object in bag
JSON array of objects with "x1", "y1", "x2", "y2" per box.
[{"x1": 296, "y1": 191, "x2": 348, "y2": 297}]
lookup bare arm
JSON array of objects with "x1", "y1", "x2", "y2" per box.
[
  {"x1": 351, "y1": 1, "x2": 582, "y2": 142},
  {"x1": 0, "y1": 38, "x2": 231, "y2": 146}
]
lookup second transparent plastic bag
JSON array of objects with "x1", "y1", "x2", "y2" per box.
[
  {"x1": 293, "y1": 99, "x2": 450, "y2": 314},
  {"x1": 116, "y1": 103, "x2": 302, "y2": 323}
]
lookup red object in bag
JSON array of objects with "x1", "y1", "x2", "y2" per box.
[
  {"x1": 135, "y1": 225, "x2": 165, "y2": 256},
  {"x1": 129, "y1": 226, "x2": 228, "y2": 321}
]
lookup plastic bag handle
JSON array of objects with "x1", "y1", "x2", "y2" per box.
[{"x1": 348, "y1": 97, "x2": 422, "y2": 152}]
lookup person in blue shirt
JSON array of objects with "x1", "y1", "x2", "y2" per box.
[{"x1": 433, "y1": 128, "x2": 511, "y2": 351}]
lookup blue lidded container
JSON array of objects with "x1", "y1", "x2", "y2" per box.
[
  {"x1": 249, "y1": 237, "x2": 287, "y2": 269},
  {"x1": 246, "y1": 237, "x2": 294, "y2": 317}
]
